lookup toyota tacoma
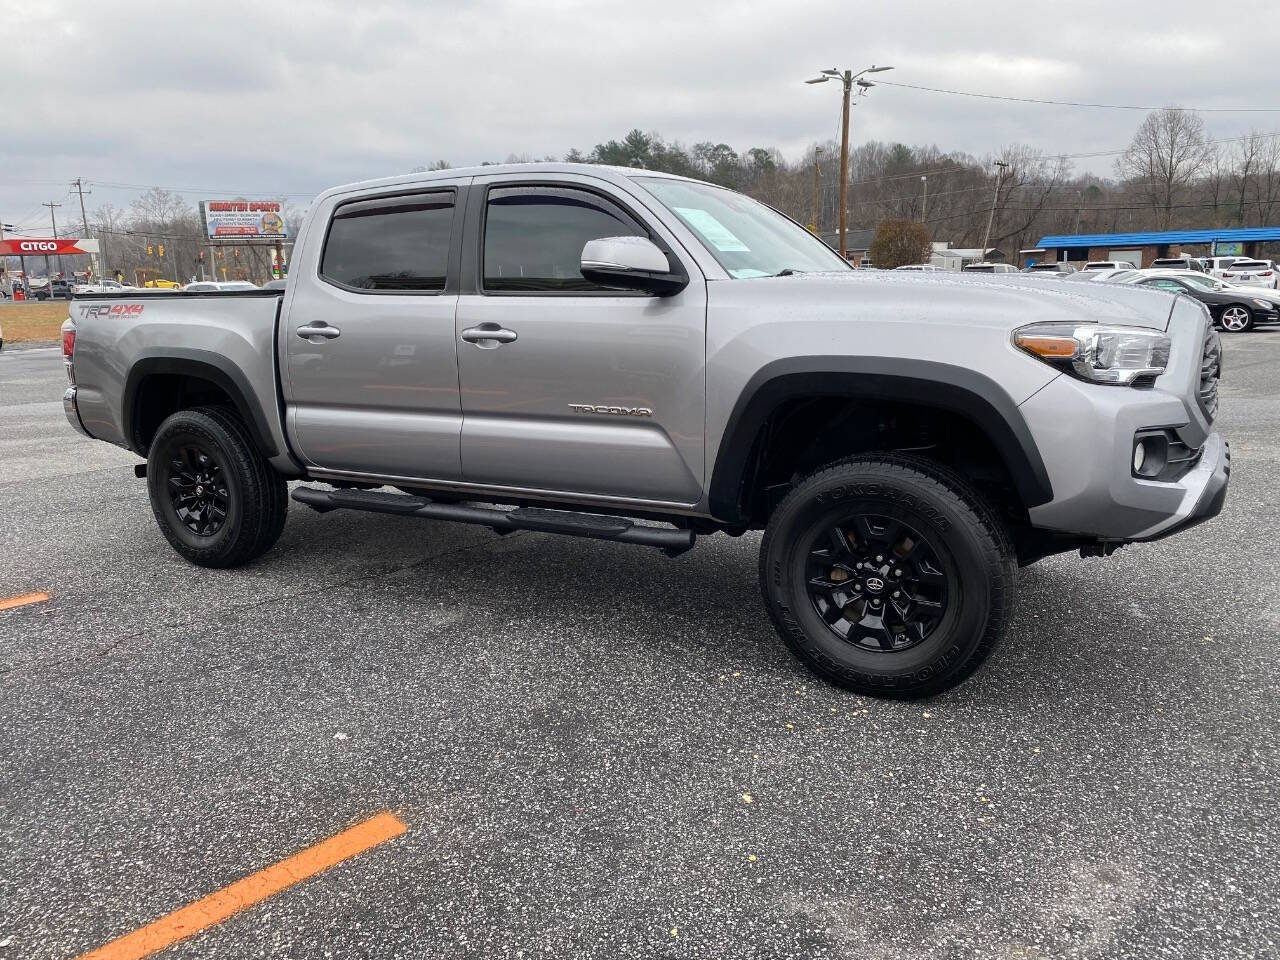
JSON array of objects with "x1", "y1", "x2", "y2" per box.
[{"x1": 61, "y1": 164, "x2": 1229, "y2": 697}]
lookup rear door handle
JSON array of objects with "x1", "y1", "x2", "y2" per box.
[
  {"x1": 296, "y1": 322, "x2": 341, "y2": 341},
  {"x1": 461, "y1": 324, "x2": 518, "y2": 345}
]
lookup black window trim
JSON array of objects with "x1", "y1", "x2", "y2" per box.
[
  {"x1": 318, "y1": 186, "x2": 460, "y2": 297},
  {"x1": 472, "y1": 180, "x2": 688, "y2": 298}
]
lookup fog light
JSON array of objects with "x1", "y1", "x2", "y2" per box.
[{"x1": 1133, "y1": 442, "x2": 1146, "y2": 474}]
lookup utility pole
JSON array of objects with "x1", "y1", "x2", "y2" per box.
[
  {"x1": 838, "y1": 78, "x2": 851, "y2": 258},
  {"x1": 920, "y1": 175, "x2": 928, "y2": 223},
  {"x1": 980, "y1": 161, "x2": 1009, "y2": 263},
  {"x1": 812, "y1": 147, "x2": 822, "y2": 234},
  {"x1": 805, "y1": 64, "x2": 893, "y2": 259},
  {"x1": 72, "y1": 178, "x2": 99, "y2": 277},
  {"x1": 42, "y1": 201, "x2": 63, "y2": 278}
]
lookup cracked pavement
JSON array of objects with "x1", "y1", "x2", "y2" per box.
[{"x1": 1, "y1": 337, "x2": 1278, "y2": 959}]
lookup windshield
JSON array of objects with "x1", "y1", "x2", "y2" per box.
[{"x1": 634, "y1": 177, "x2": 850, "y2": 277}]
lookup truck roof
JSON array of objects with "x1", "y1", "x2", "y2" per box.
[{"x1": 316, "y1": 163, "x2": 703, "y2": 205}]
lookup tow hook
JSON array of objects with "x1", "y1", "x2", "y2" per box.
[{"x1": 133, "y1": 463, "x2": 147, "y2": 479}]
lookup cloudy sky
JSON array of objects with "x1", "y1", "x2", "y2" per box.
[{"x1": 3, "y1": 0, "x2": 1276, "y2": 235}]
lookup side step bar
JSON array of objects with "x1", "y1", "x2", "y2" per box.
[{"x1": 291, "y1": 486, "x2": 697, "y2": 556}]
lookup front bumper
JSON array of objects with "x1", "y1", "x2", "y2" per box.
[
  {"x1": 63, "y1": 386, "x2": 91, "y2": 437},
  {"x1": 1131, "y1": 432, "x2": 1230, "y2": 541}
]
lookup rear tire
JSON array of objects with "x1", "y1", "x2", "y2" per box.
[
  {"x1": 759, "y1": 454, "x2": 1016, "y2": 699},
  {"x1": 146, "y1": 406, "x2": 288, "y2": 568}
]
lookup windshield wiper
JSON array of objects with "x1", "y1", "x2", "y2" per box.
[{"x1": 774, "y1": 268, "x2": 803, "y2": 277}]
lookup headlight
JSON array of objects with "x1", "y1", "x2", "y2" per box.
[
  {"x1": 1013, "y1": 322, "x2": 1171, "y2": 385},
  {"x1": 1251, "y1": 299, "x2": 1272, "y2": 309}
]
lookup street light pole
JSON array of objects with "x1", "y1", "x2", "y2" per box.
[
  {"x1": 920, "y1": 175, "x2": 928, "y2": 223},
  {"x1": 806, "y1": 64, "x2": 893, "y2": 259},
  {"x1": 980, "y1": 161, "x2": 1009, "y2": 262}
]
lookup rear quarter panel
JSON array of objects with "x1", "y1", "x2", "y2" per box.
[{"x1": 70, "y1": 294, "x2": 291, "y2": 469}]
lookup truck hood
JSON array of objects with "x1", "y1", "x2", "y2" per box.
[{"x1": 731, "y1": 270, "x2": 1176, "y2": 332}]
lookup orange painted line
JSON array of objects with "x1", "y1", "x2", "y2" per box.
[
  {"x1": 77, "y1": 812, "x2": 407, "y2": 960},
  {"x1": 0, "y1": 592, "x2": 50, "y2": 611}
]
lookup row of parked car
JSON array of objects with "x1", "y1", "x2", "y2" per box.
[
  {"x1": 948, "y1": 255, "x2": 1278, "y2": 287},
  {"x1": 3, "y1": 277, "x2": 286, "y2": 300},
  {"x1": 896, "y1": 257, "x2": 1280, "y2": 333},
  {"x1": 69, "y1": 278, "x2": 272, "y2": 295}
]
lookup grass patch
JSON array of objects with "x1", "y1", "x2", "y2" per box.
[{"x1": 1, "y1": 302, "x2": 70, "y2": 342}]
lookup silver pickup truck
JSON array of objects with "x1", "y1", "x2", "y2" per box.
[{"x1": 62, "y1": 163, "x2": 1229, "y2": 698}]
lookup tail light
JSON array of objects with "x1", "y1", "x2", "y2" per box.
[
  {"x1": 60, "y1": 319, "x2": 76, "y2": 383},
  {"x1": 1223, "y1": 272, "x2": 1235, "y2": 278},
  {"x1": 1262, "y1": 271, "x2": 1273, "y2": 278}
]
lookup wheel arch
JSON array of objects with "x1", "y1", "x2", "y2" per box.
[
  {"x1": 123, "y1": 351, "x2": 278, "y2": 459},
  {"x1": 708, "y1": 357, "x2": 1054, "y2": 524}
]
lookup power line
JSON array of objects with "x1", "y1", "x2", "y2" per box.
[
  {"x1": 877, "y1": 80, "x2": 1280, "y2": 113},
  {"x1": 88, "y1": 179, "x2": 315, "y2": 198}
]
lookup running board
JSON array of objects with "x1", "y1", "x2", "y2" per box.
[{"x1": 290, "y1": 486, "x2": 696, "y2": 556}]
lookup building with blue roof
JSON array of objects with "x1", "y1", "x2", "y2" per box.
[{"x1": 1028, "y1": 227, "x2": 1280, "y2": 268}]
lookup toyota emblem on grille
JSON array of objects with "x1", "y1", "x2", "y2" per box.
[{"x1": 865, "y1": 576, "x2": 886, "y2": 593}]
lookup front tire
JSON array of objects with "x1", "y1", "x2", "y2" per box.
[
  {"x1": 146, "y1": 406, "x2": 288, "y2": 568},
  {"x1": 759, "y1": 455, "x2": 1016, "y2": 699},
  {"x1": 1219, "y1": 305, "x2": 1254, "y2": 333}
]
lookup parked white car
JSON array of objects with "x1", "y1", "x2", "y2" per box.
[
  {"x1": 1219, "y1": 259, "x2": 1278, "y2": 289},
  {"x1": 183, "y1": 280, "x2": 261, "y2": 292},
  {"x1": 72, "y1": 279, "x2": 136, "y2": 295},
  {"x1": 1204, "y1": 256, "x2": 1247, "y2": 279},
  {"x1": 1082, "y1": 260, "x2": 1137, "y2": 272},
  {"x1": 893, "y1": 264, "x2": 943, "y2": 272},
  {"x1": 961, "y1": 262, "x2": 1018, "y2": 273}
]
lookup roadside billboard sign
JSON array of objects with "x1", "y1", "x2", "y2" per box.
[{"x1": 200, "y1": 200, "x2": 288, "y2": 242}]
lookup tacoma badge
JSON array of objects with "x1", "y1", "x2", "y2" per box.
[{"x1": 568, "y1": 403, "x2": 654, "y2": 417}]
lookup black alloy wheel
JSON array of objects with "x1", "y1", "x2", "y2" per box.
[
  {"x1": 804, "y1": 514, "x2": 949, "y2": 654},
  {"x1": 163, "y1": 443, "x2": 231, "y2": 537}
]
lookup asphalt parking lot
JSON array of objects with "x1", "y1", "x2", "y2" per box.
[{"x1": 2, "y1": 334, "x2": 1278, "y2": 960}]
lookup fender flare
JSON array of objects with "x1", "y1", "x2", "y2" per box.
[
  {"x1": 122, "y1": 350, "x2": 278, "y2": 458},
  {"x1": 707, "y1": 357, "x2": 1054, "y2": 522}
]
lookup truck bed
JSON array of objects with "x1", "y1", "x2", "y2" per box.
[{"x1": 66, "y1": 290, "x2": 292, "y2": 471}]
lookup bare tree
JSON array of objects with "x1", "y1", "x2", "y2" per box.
[
  {"x1": 1116, "y1": 108, "x2": 1211, "y2": 229},
  {"x1": 1201, "y1": 146, "x2": 1229, "y2": 226},
  {"x1": 977, "y1": 145, "x2": 1071, "y2": 257}
]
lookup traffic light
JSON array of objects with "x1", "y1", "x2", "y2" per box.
[
  {"x1": 157, "y1": 244, "x2": 165, "y2": 257},
  {"x1": 147, "y1": 244, "x2": 154, "y2": 255}
]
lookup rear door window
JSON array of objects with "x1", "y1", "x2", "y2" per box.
[{"x1": 321, "y1": 191, "x2": 455, "y2": 293}]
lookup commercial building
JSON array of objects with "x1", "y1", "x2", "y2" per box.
[{"x1": 1032, "y1": 227, "x2": 1280, "y2": 268}]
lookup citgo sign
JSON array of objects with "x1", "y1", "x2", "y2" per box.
[{"x1": 0, "y1": 237, "x2": 101, "y2": 255}]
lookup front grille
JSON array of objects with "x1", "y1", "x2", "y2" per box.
[{"x1": 1198, "y1": 328, "x2": 1221, "y2": 421}]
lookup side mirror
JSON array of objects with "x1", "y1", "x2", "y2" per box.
[{"x1": 580, "y1": 236, "x2": 688, "y2": 297}]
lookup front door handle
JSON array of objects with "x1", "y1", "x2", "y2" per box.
[
  {"x1": 461, "y1": 323, "x2": 518, "y2": 346},
  {"x1": 296, "y1": 322, "x2": 341, "y2": 341}
]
